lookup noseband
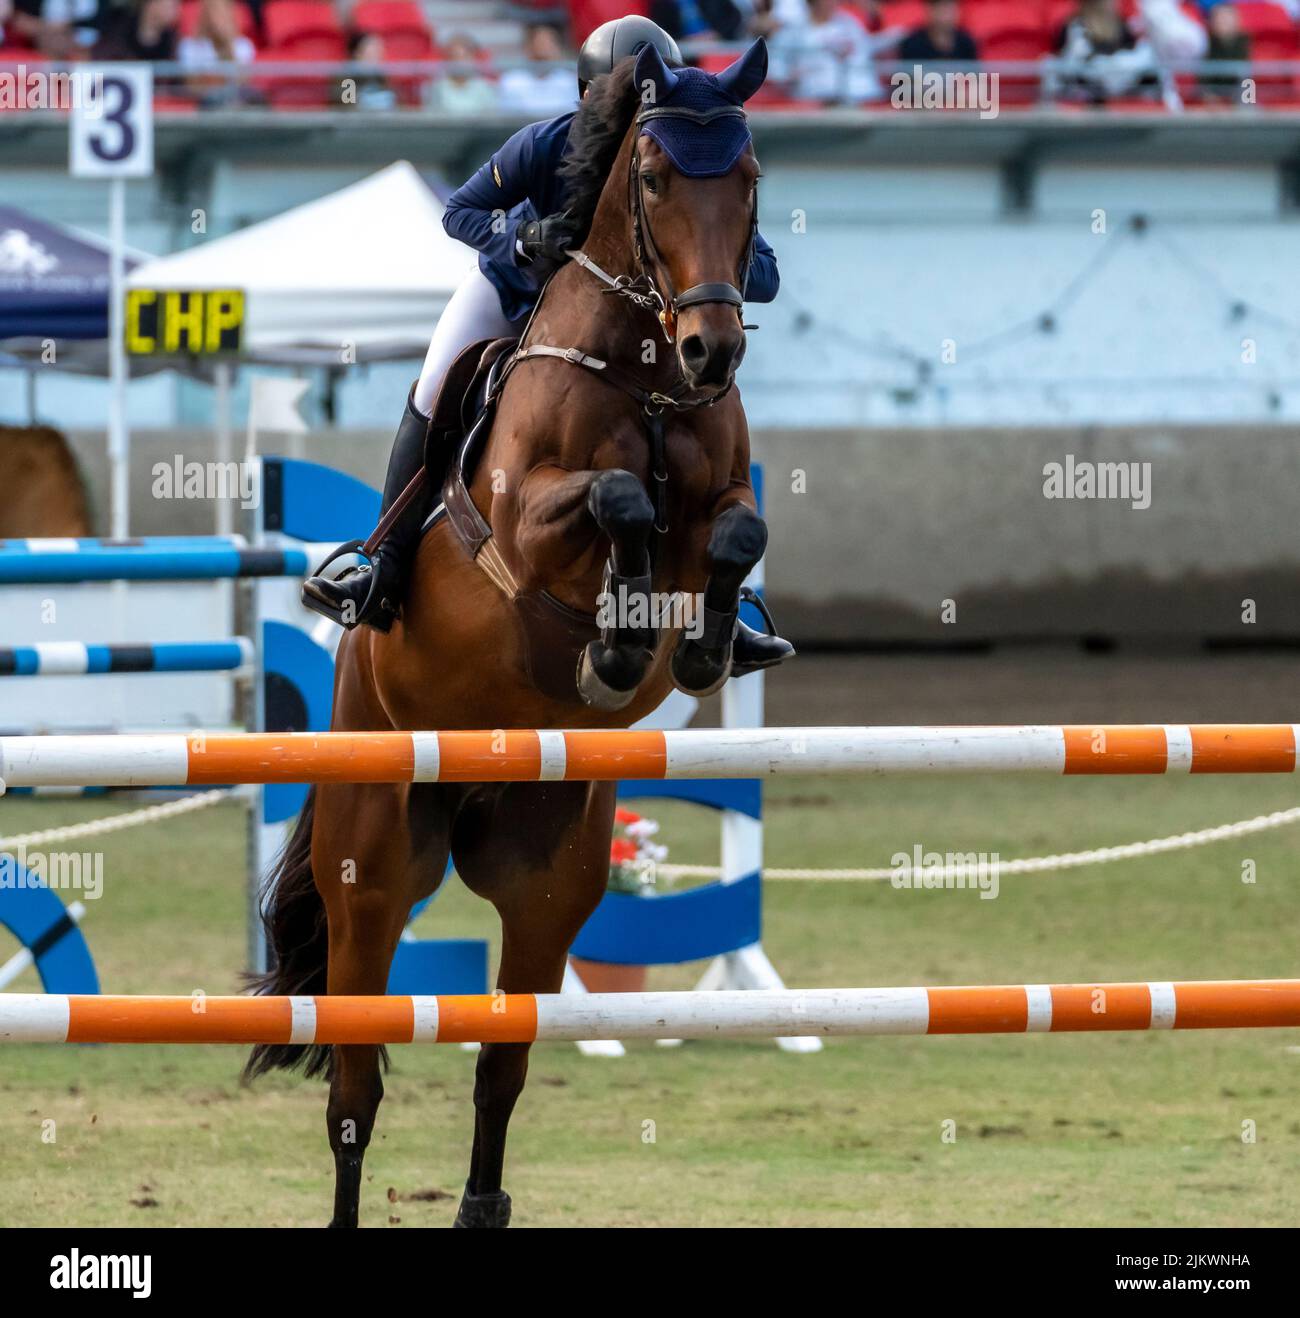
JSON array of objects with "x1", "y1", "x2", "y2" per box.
[{"x1": 628, "y1": 103, "x2": 758, "y2": 343}]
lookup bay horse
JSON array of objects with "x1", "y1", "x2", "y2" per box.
[{"x1": 247, "y1": 39, "x2": 778, "y2": 1228}]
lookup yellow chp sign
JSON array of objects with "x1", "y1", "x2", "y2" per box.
[{"x1": 126, "y1": 289, "x2": 244, "y2": 355}]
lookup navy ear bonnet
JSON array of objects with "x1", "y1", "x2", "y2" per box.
[{"x1": 633, "y1": 39, "x2": 768, "y2": 180}]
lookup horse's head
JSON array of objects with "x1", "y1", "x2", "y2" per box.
[{"x1": 631, "y1": 40, "x2": 768, "y2": 392}]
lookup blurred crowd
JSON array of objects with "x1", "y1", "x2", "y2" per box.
[{"x1": 1, "y1": 0, "x2": 1298, "y2": 109}]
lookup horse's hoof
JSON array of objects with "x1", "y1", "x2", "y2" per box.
[
  {"x1": 671, "y1": 640, "x2": 732, "y2": 698},
  {"x1": 577, "y1": 641, "x2": 640, "y2": 711},
  {"x1": 453, "y1": 1183, "x2": 512, "y2": 1228}
]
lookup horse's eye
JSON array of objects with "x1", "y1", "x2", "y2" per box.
[{"x1": 642, "y1": 173, "x2": 659, "y2": 196}]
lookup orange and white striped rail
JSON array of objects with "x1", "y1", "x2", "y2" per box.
[
  {"x1": 2, "y1": 724, "x2": 1299, "y2": 788},
  {"x1": 2, "y1": 981, "x2": 1299, "y2": 1044}
]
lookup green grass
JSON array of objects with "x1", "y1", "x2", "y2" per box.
[{"x1": 2, "y1": 770, "x2": 1298, "y2": 1226}]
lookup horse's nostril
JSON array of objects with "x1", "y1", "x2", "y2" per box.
[{"x1": 680, "y1": 335, "x2": 709, "y2": 371}]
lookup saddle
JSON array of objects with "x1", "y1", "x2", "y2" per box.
[
  {"x1": 421, "y1": 335, "x2": 517, "y2": 495},
  {"x1": 419, "y1": 336, "x2": 604, "y2": 701}
]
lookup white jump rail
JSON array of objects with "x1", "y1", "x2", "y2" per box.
[{"x1": 2, "y1": 725, "x2": 1299, "y2": 788}]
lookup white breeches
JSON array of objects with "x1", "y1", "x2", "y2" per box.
[{"x1": 413, "y1": 265, "x2": 517, "y2": 417}]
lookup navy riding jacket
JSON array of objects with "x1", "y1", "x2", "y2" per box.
[{"x1": 443, "y1": 111, "x2": 780, "y2": 324}]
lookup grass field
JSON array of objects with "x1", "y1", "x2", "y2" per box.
[{"x1": 2, "y1": 767, "x2": 1298, "y2": 1227}]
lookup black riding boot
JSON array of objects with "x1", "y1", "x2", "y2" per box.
[
  {"x1": 301, "y1": 388, "x2": 430, "y2": 633},
  {"x1": 732, "y1": 620, "x2": 795, "y2": 675},
  {"x1": 730, "y1": 588, "x2": 796, "y2": 676}
]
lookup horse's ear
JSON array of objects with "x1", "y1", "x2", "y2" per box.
[
  {"x1": 714, "y1": 37, "x2": 768, "y2": 103},
  {"x1": 634, "y1": 41, "x2": 679, "y2": 106}
]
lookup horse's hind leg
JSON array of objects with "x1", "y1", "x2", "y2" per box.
[
  {"x1": 314, "y1": 780, "x2": 451, "y2": 1228},
  {"x1": 450, "y1": 781, "x2": 615, "y2": 1227},
  {"x1": 672, "y1": 500, "x2": 767, "y2": 696}
]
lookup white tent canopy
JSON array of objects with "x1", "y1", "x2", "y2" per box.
[{"x1": 126, "y1": 161, "x2": 476, "y2": 361}]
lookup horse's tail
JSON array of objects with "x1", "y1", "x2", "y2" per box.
[{"x1": 242, "y1": 787, "x2": 333, "y2": 1081}]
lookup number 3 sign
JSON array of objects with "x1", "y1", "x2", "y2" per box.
[{"x1": 70, "y1": 65, "x2": 154, "y2": 179}]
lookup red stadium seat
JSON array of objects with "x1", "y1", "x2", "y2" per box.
[
  {"x1": 1044, "y1": 0, "x2": 1078, "y2": 44},
  {"x1": 962, "y1": 6, "x2": 1048, "y2": 103},
  {"x1": 254, "y1": 45, "x2": 338, "y2": 107},
  {"x1": 569, "y1": 0, "x2": 650, "y2": 46},
  {"x1": 351, "y1": 0, "x2": 436, "y2": 60},
  {"x1": 349, "y1": 1, "x2": 435, "y2": 106},
  {"x1": 964, "y1": 4, "x2": 1049, "y2": 54},
  {"x1": 262, "y1": 0, "x2": 347, "y2": 58},
  {"x1": 179, "y1": 0, "x2": 259, "y2": 42},
  {"x1": 1252, "y1": 30, "x2": 1300, "y2": 58},
  {"x1": 1235, "y1": 1, "x2": 1300, "y2": 40},
  {"x1": 881, "y1": 1, "x2": 931, "y2": 32}
]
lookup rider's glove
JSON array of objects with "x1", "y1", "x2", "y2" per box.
[{"x1": 518, "y1": 212, "x2": 579, "y2": 264}]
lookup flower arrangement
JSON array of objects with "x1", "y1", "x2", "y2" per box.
[
  {"x1": 570, "y1": 808, "x2": 671, "y2": 994},
  {"x1": 607, "y1": 807, "x2": 668, "y2": 894}
]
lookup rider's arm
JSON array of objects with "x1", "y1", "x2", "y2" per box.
[
  {"x1": 442, "y1": 124, "x2": 538, "y2": 269},
  {"x1": 744, "y1": 231, "x2": 780, "y2": 304}
]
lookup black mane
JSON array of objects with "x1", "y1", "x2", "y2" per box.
[{"x1": 558, "y1": 58, "x2": 644, "y2": 242}]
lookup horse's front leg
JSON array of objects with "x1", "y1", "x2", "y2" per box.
[
  {"x1": 578, "y1": 469, "x2": 658, "y2": 709},
  {"x1": 513, "y1": 465, "x2": 658, "y2": 710},
  {"x1": 672, "y1": 495, "x2": 768, "y2": 697}
]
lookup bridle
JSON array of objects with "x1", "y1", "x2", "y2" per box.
[
  {"x1": 503, "y1": 104, "x2": 761, "y2": 534},
  {"x1": 570, "y1": 102, "x2": 759, "y2": 347},
  {"x1": 627, "y1": 103, "x2": 759, "y2": 344}
]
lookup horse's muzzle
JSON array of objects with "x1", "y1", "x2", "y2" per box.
[{"x1": 679, "y1": 325, "x2": 746, "y2": 390}]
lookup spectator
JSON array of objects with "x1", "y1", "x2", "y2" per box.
[
  {"x1": 427, "y1": 33, "x2": 497, "y2": 115},
  {"x1": 770, "y1": 0, "x2": 884, "y2": 102},
  {"x1": 898, "y1": 0, "x2": 978, "y2": 66},
  {"x1": 1199, "y1": 2, "x2": 1249, "y2": 100},
  {"x1": 178, "y1": 0, "x2": 256, "y2": 106},
  {"x1": 9, "y1": 0, "x2": 104, "y2": 56},
  {"x1": 842, "y1": 0, "x2": 887, "y2": 33},
  {"x1": 649, "y1": 0, "x2": 749, "y2": 42},
  {"x1": 93, "y1": 0, "x2": 179, "y2": 59},
  {"x1": 1134, "y1": 0, "x2": 1207, "y2": 65},
  {"x1": 497, "y1": 22, "x2": 575, "y2": 116},
  {"x1": 344, "y1": 31, "x2": 397, "y2": 110},
  {"x1": 178, "y1": 0, "x2": 252, "y2": 69},
  {"x1": 1053, "y1": 0, "x2": 1158, "y2": 102},
  {"x1": 751, "y1": 0, "x2": 813, "y2": 37}
]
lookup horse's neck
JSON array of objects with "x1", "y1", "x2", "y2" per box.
[{"x1": 525, "y1": 129, "x2": 675, "y2": 387}]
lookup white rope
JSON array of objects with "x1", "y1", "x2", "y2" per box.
[
  {"x1": 656, "y1": 805, "x2": 1300, "y2": 883},
  {"x1": 5, "y1": 793, "x2": 1298, "y2": 883},
  {"x1": 0, "y1": 789, "x2": 236, "y2": 851}
]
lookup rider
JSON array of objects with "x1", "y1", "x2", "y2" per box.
[{"x1": 303, "y1": 15, "x2": 792, "y2": 671}]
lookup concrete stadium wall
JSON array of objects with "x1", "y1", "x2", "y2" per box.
[
  {"x1": 753, "y1": 425, "x2": 1300, "y2": 643},
  {"x1": 61, "y1": 424, "x2": 1300, "y2": 644}
]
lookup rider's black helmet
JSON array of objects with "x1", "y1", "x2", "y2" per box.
[{"x1": 577, "y1": 16, "x2": 682, "y2": 96}]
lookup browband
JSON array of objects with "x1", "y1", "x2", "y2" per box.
[{"x1": 635, "y1": 105, "x2": 748, "y2": 126}]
